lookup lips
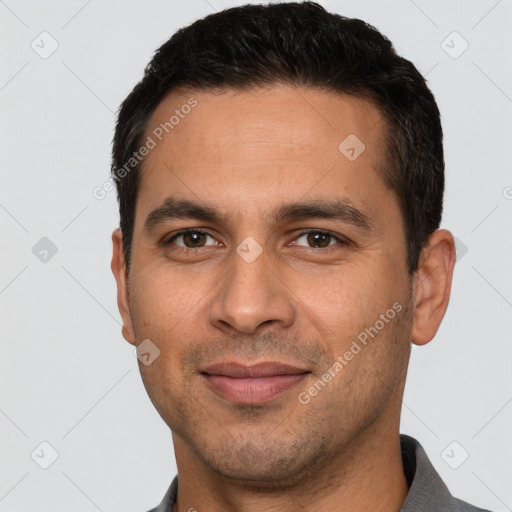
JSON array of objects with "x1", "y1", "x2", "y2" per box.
[
  {"x1": 201, "y1": 361, "x2": 310, "y2": 404},
  {"x1": 202, "y1": 361, "x2": 308, "y2": 378}
]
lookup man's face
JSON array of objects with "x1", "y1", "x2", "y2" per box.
[{"x1": 114, "y1": 85, "x2": 415, "y2": 484}]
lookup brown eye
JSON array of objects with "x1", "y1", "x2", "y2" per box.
[
  {"x1": 167, "y1": 230, "x2": 215, "y2": 248},
  {"x1": 294, "y1": 230, "x2": 346, "y2": 248},
  {"x1": 306, "y1": 232, "x2": 331, "y2": 248}
]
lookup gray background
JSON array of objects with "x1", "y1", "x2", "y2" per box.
[{"x1": 1, "y1": 0, "x2": 511, "y2": 510}]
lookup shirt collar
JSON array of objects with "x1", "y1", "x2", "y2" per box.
[{"x1": 399, "y1": 434, "x2": 454, "y2": 511}]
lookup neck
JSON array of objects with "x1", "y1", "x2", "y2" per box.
[{"x1": 171, "y1": 416, "x2": 409, "y2": 512}]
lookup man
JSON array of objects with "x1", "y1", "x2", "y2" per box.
[{"x1": 110, "y1": 2, "x2": 492, "y2": 511}]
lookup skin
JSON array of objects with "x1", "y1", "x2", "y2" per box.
[{"x1": 111, "y1": 84, "x2": 456, "y2": 512}]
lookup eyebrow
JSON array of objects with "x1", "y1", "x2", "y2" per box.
[{"x1": 143, "y1": 196, "x2": 376, "y2": 234}]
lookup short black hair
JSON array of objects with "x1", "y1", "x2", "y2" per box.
[{"x1": 112, "y1": 1, "x2": 444, "y2": 275}]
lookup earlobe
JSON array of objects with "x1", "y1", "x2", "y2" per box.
[
  {"x1": 111, "y1": 228, "x2": 136, "y2": 345},
  {"x1": 410, "y1": 229, "x2": 456, "y2": 346}
]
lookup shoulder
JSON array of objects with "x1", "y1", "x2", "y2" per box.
[
  {"x1": 400, "y1": 434, "x2": 496, "y2": 512},
  {"x1": 142, "y1": 475, "x2": 178, "y2": 512}
]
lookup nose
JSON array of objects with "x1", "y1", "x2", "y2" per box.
[{"x1": 208, "y1": 244, "x2": 296, "y2": 335}]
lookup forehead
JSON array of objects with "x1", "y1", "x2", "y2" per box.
[
  {"x1": 135, "y1": 85, "x2": 393, "y2": 228},
  {"x1": 143, "y1": 84, "x2": 386, "y2": 163}
]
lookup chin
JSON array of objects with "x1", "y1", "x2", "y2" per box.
[{"x1": 190, "y1": 432, "x2": 330, "y2": 489}]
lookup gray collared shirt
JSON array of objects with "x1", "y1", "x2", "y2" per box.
[{"x1": 147, "y1": 434, "x2": 493, "y2": 512}]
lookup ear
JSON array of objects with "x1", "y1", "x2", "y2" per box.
[
  {"x1": 410, "y1": 229, "x2": 456, "y2": 346},
  {"x1": 111, "y1": 228, "x2": 136, "y2": 345}
]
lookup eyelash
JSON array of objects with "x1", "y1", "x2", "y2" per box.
[{"x1": 164, "y1": 228, "x2": 350, "y2": 251}]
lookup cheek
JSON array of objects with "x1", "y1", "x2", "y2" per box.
[
  {"x1": 129, "y1": 267, "x2": 216, "y2": 384},
  {"x1": 129, "y1": 265, "x2": 207, "y2": 336},
  {"x1": 288, "y1": 266, "x2": 389, "y2": 347},
  {"x1": 293, "y1": 261, "x2": 407, "y2": 364}
]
